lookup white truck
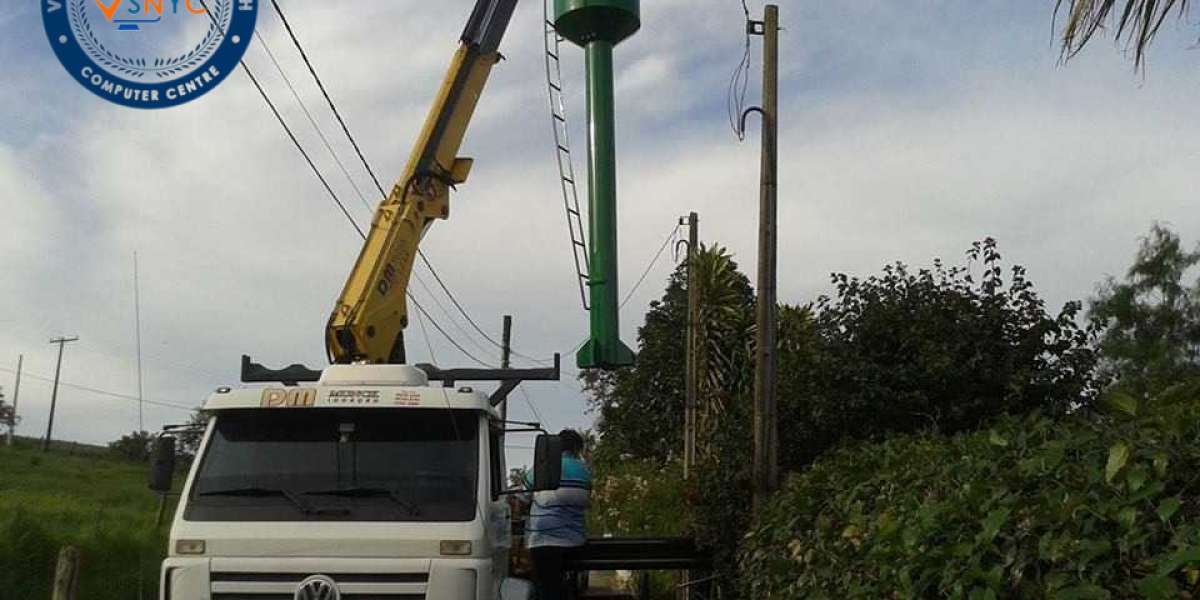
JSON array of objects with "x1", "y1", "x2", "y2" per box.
[{"x1": 150, "y1": 361, "x2": 565, "y2": 600}]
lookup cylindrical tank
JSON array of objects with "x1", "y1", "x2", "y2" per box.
[
  {"x1": 553, "y1": 0, "x2": 640, "y2": 46},
  {"x1": 554, "y1": 0, "x2": 639, "y2": 369}
]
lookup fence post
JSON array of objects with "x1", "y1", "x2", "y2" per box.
[{"x1": 51, "y1": 546, "x2": 81, "y2": 600}]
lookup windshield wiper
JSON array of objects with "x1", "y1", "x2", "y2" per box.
[
  {"x1": 304, "y1": 487, "x2": 421, "y2": 516},
  {"x1": 197, "y1": 486, "x2": 349, "y2": 516}
]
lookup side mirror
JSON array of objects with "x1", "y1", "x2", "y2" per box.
[
  {"x1": 531, "y1": 434, "x2": 563, "y2": 492},
  {"x1": 148, "y1": 436, "x2": 177, "y2": 493}
]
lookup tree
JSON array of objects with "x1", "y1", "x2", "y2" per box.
[
  {"x1": 1056, "y1": 0, "x2": 1191, "y2": 67},
  {"x1": 787, "y1": 238, "x2": 1099, "y2": 467},
  {"x1": 583, "y1": 244, "x2": 754, "y2": 465},
  {"x1": 1090, "y1": 223, "x2": 1200, "y2": 397},
  {"x1": 108, "y1": 430, "x2": 154, "y2": 462}
]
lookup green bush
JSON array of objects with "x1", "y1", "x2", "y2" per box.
[
  {"x1": 741, "y1": 389, "x2": 1200, "y2": 598},
  {"x1": 587, "y1": 459, "x2": 690, "y2": 600}
]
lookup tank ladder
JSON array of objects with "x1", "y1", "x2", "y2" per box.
[{"x1": 544, "y1": 0, "x2": 591, "y2": 310}]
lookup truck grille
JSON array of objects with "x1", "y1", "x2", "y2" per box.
[{"x1": 211, "y1": 571, "x2": 428, "y2": 599}]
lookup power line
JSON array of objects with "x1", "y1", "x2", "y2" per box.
[
  {"x1": 621, "y1": 224, "x2": 683, "y2": 309},
  {"x1": 198, "y1": 0, "x2": 365, "y2": 239},
  {"x1": 407, "y1": 292, "x2": 497, "y2": 368},
  {"x1": 728, "y1": 0, "x2": 754, "y2": 140},
  {"x1": 518, "y1": 387, "x2": 549, "y2": 430},
  {"x1": 559, "y1": 223, "x2": 684, "y2": 360},
  {"x1": 266, "y1": 0, "x2": 388, "y2": 198},
  {"x1": 252, "y1": 29, "x2": 375, "y2": 215},
  {"x1": 417, "y1": 251, "x2": 553, "y2": 365},
  {"x1": 264, "y1": 0, "x2": 544, "y2": 365},
  {"x1": 0, "y1": 367, "x2": 196, "y2": 412}
]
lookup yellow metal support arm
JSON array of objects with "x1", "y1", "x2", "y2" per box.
[{"x1": 326, "y1": 0, "x2": 516, "y2": 364}]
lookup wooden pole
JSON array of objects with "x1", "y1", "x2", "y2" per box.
[
  {"x1": 44, "y1": 337, "x2": 79, "y2": 452},
  {"x1": 51, "y1": 546, "x2": 81, "y2": 600},
  {"x1": 6, "y1": 354, "x2": 20, "y2": 447},
  {"x1": 752, "y1": 4, "x2": 780, "y2": 513},
  {"x1": 500, "y1": 315, "x2": 512, "y2": 423}
]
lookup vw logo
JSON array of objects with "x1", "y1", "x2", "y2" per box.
[{"x1": 295, "y1": 574, "x2": 340, "y2": 600}]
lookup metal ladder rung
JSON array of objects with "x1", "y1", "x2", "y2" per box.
[{"x1": 545, "y1": 0, "x2": 590, "y2": 311}]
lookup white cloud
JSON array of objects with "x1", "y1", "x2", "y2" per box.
[{"x1": 2, "y1": 1, "x2": 1199, "y2": 458}]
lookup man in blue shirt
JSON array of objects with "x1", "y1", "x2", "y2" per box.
[{"x1": 524, "y1": 429, "x2": 591, "y2": 599}]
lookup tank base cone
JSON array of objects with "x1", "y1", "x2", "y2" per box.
[{"x1": 576, "y1": 337, "x2": 635, "y2": 369}]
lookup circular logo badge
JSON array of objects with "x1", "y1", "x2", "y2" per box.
[{"x1": 42, "y1": 0, "x2": 258, "y2": 109}]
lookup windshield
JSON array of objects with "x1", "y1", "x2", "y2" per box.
[{"x1": 184, "y1": 408, "x2": 479, "y2": 522}]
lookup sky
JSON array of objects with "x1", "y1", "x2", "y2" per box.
[{"x1": 2, "y1": 1, "x2": 1198, "y2": 464}]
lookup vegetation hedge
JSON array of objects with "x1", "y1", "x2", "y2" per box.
[
  {"x1": 0, "y1": 440, "x2": 172, "y2": 600},
  {"x1": 740, "y1": 383, "x2": 1200, "y2": 599}
]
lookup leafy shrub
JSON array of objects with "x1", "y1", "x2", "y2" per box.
[
  {"x1": 741, "y1": 385, "x2": 1200, "y2": 599},
  {"x1": 788, "y1": 238, "x2": 1099, "y2": 469},
  {"x1": 108, "y1": 430, "x2": 154, "y2": 462}
]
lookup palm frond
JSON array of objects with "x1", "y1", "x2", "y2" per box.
[{"x1": 1055, "y1": 0, "x2": 1190, "y2": 67}]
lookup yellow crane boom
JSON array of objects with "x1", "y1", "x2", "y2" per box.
[{"x1": 326, "y1": 0, "x2": 518, "y2": 364}]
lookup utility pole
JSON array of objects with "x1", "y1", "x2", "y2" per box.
[
  {"x1": 683, "y1": 212, "x2": 699, "y2": 479},
  {"x1": 499, "y1": 315, "x2": 512, "y2": 423},
  {"x1": 7, "y1": 354, "x2": 21, "y2": 447},
  {"x1": 44, "y1": 336, "x2": 79, "y2": 452},
  {"x1": 751, "y1": 4, "x2": 780, "y2": 512}
]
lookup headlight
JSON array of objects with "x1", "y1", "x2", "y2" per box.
[
  {"x1": 439, "y1": 540, "x2": 472, "y2": 556},
  {"x1": 175, "y1": 539, "x2": 206, "y2": 555}
]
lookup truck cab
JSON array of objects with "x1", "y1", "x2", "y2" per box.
[{"x1": 153, "y1": 363, "x2": 557, "y2": 600}]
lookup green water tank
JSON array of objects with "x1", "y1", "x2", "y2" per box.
[{"x1": 553, "y1": 0, "x2": 640, "y2": 47}]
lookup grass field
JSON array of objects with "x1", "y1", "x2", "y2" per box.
[{"x1": 0, "y1": 438, "x2": 174, "y2": 600}]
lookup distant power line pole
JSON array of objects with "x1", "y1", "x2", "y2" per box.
[
  {"x1": 683, "y1": 212, "x2": 699, "y2": 480},
  {"x1": 134, "y1": 252, "x2": 145, "y2": 432},
  {"x1": 6, "y1": 354, "x2": 21, "y2": 447},
  {"x1": 43, "y1": 336, "x2": 79, "y2": 452},
  {"x1": 751, "y1": 4, "x2": 780, "y2": 512},
  {"x1": 500, "y1": 315, "x2": 512, "y2": 423}
]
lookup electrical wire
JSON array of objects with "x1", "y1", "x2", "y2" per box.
[
  {"x1": 407, "y1": 292, "x2": 497, "y2": 368},
  {"x1": 267, "y1": 0, "x2": 388, "y2": 198},
  {"x1": 252, "y1": 29, "x2": 375, "y2": 215},
  {"x1": 198, "y1": 0, "x2": 365, "y2": 239},
  {"x1": 561, "y1": 223, "x2": 684, "y2": 361},
  {"x1": 518, "y1": 387, "x2": 549, "y2": 430},
  {"x1": 265, "y1": 0, "x2": 553, "y2": 366},
  {"x1": 417, "y1": 251, "x2": 554, "y2": 365},
  {"x1": 620, "y1": 224, "x2": 682, "y2": 309},
  {"x1": 200, "y1": 2, "x2": 512, "y2": 368},
  {"x1": 728, "y1": 0, "x2": 753, "y2": 141},
  {"x1": 0, "y1": 367, "x2": 196, "y2": 412}
]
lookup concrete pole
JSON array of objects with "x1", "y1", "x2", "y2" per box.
[
  {"x1": 752, "y1": 4, "x2": 780, "y2": 513},
  {"x1": 683, "y1": 212, "x2": 699, "y2": 479}
]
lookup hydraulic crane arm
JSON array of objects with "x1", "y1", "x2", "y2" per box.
[{"x1": 326, "y1": 0, "x2": 518, "y2": 364}]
